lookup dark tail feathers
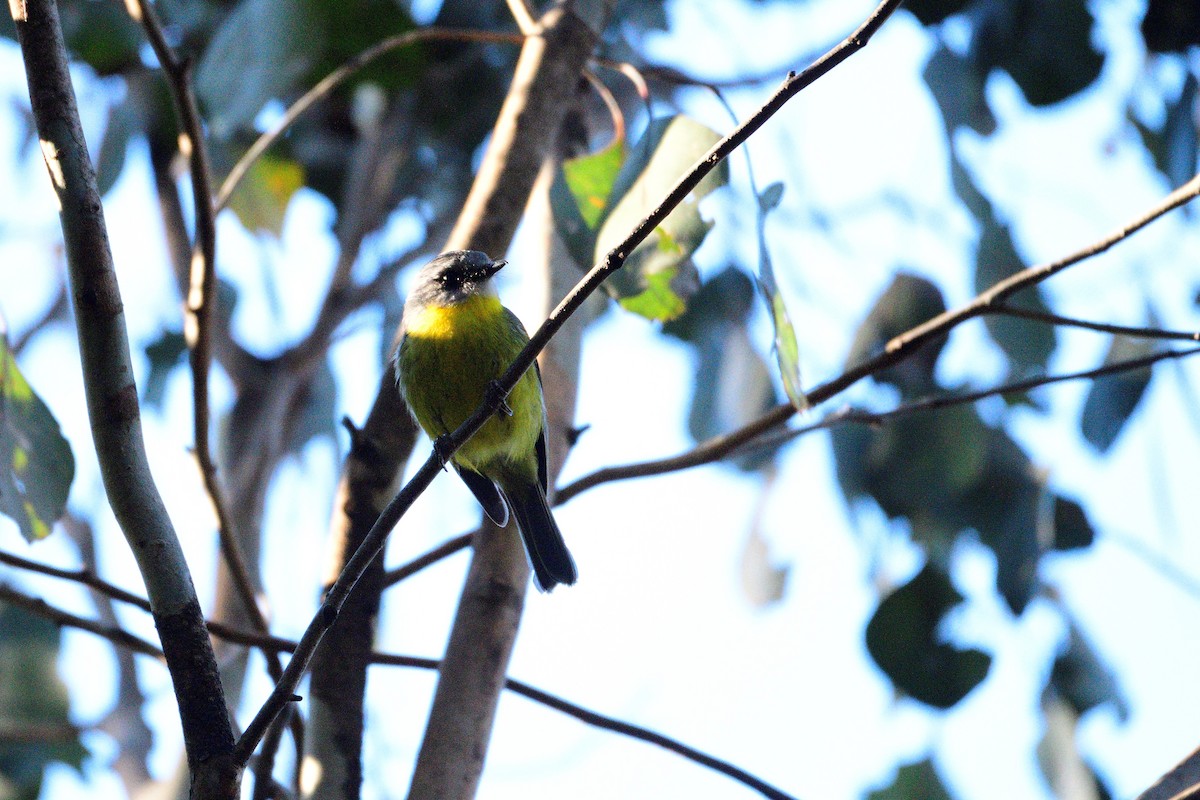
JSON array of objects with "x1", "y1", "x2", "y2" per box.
[{"x1": 501, "y1": 479, "x2": 577, "y2": 592}]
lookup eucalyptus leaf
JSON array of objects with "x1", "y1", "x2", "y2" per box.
[
  {"x1": 195, "y1": 0, "x2": 320, "y2": 137},
  {"x1": 845, "y1": 273, "x2": 948, "y2": 396},
  {"x1": 755, "y1": 182, "x2": 806, "y2": 409},
  {"x1": 594, "y1": 116, "x2": 728, "y2": 321},
  {"x1": 227, "y1": 153, "x2": 305, "y2": 236},
  {"x1": 975, "y1": 215, "x2": 1056, "y2": 377},
  {"x1": 868, "y1": 759, "x2": 953, "y2": 800},
  {"x1": 866, "y1": 563, "x2": 991, "y2": 708},
  {"x1": 0, "y1": 338, "x2": 73, "y2": 542},
  {"x1": 1051, "y1": 620, "x2": 1128, "y2": 721},
  {"x1": 1080, "y1": 333, "x2": 1158, "y2": 453},
  {"x1": 0, "y1": 602, "x2": 88, "y2": 800}
]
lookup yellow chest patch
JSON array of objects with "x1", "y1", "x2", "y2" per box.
[{"x1": 404, "y1": 295, "x2": 504, "y2": 339}]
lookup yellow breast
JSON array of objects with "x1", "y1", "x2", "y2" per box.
[{"x1": 404, "y1": 294, "x2": 505, "y2": 339}]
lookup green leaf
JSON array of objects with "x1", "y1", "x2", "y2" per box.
[
  {"x1": 1050, "y1": 620, "x2": 1128, "y2": 721},
  {"x1": 594, "y1": 116, "x2": 728, "y2": 321},
  {"x1": 306, "y1": 0, "x2": 417, "y2": 91},
  {"x1": 903, "y1": 0, "x2": 971, "y2": 26},
  {"x1": 1052, "y1": 495, "x2": 1094, "y2": 551},
  {"x1": 95, "y1": 98, "x2": 144, "y2": 198},
  {"x1": 562, "y1": 141, "x2": 626, "y2": 230},
  {"x1": 227, "y1": 153, "x2": 305, "y2": 236},
  {"x1": 0, "y1": 602, "x2": 88, "y2": 799},
  {"x1": 0, "y1": 338, "x2": 74, "y2": 542},
  {"x1": 866, "y1": 563, "x2": 991, "y2": 709},
  {"x1": 961, "y1": 429, "x2": 1041, "y2": 614},
  {"x1": 57, "y1": 0, "x2": 143, "y2": 75},
  {"x1": 142, "y1": 330, "x2": 188, "y2": 410},
  {"x1": 1128, "y1": 77, "x2": 1198, "y2": 192},
  {"x1": 755, "y1": 183, "x2": 806, "y2": 410},
  {"x1": 1080, "y1": 333, "x2": 1158, "y2": 453},
  {"x1": 868, "y1": 759, "x2": 953, "y2": 800},
  {"x1": 845, "y1": 273, "x2": 948, "y2": 396},
  {"x1": 923, "y1": 44, "x2": 996, "y2": 136},
  {"x1": 970, "y1": 0, "x2": 1104, "y2": 107},
  {"x1": 195, "y1": 0, "x2": 321, "y2": 136},
  {"x1": 975, "y1": 214, "x2": 1056, "y2": 377},
  {"x1": 551, "y1": 140, "x2": 627, "y2": 271},
  {"x1": 1142, "y1": 0, "x2": 1200, "y2": 53}
]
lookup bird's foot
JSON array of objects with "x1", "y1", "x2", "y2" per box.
[
  {"x1": 485, "y1": 380, "x2": 514, "y2": 418},
  {"x1": 432, "y1": 435, "x2": 453, "y2": 470}
]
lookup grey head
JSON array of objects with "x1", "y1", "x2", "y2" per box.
[{"x1": 408, "y1": 250, "x2": 506, "y2": 309}]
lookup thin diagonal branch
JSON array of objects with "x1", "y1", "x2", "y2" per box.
[
  {"x1": 992, "y1": 304, "x2": 1200, "y2": 341},
  {"x1": 368, "y1": 655, "x2": 798, "y2": 800},
  {"x1": 215, "y1": 28, "x2": 522, "y2": 212},
  {"x1": 393, "y1": 347, "x2": 1200, "y2": 583},
  {"x1": 130, "y1": 19, "x2": 308, "y2": 779},
  {"x1": 558, "y1": 346, "x2": 1200, "y2": 503},
  {"x1": 556, "y1": 172, "x2": 1200, "y2": 502},
  {"x1": 233, "y1": 0, "x2": 906, "y2": 764},
  {"x1": 888, "y1": 174, "x2": 1200, "y2": 356},
  {"x1": 382, "y1": 532, "x2": 475, "y2": 587}
]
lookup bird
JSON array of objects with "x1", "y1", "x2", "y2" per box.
[{"x1": 394, "y1": 250, "x2": 578, "y2": 591}]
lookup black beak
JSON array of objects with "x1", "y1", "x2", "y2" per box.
[{"x1": 483, "y1": 259, "x2": 506, "y2": 279}]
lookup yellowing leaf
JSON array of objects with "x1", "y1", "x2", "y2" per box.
[{"x1": 227, "y1": 153, "x2": 305, "y2": 236}]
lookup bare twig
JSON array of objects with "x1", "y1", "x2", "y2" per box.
[
  {"x1": 582, "y1": 68, "x2": 626, "y2": 144},
  {"x1": 750, "y1": 346, "x2": 1200, "y2": 451},
  {"x1": 0, "y1": 584, "x2": 164, "y2": 659},
  {"x1": 992, "y1": 304, "x2": 1200, "y2": 341},
  {"x1": 215, "y1": 28, "x2": 523, "y2": 212},
  {"x1": 1137, "y1": 749, "x2": 1200, "y2": 800},
  {"x1": 382, "y1": 532, "x2": 475, "y2": 587},
  {"x1": 0, "y1": 720, "x2": 83, "y2": 744},
  {"x1": 556, "y1": 173, "x2": 1200, "y2": 501},
  {"x1": 11, "y1": 280, "x2": 68, "y2": 354},
  {"x1": 368, "y1": 655, "x2": 797, "y2": 800},
  {"x1": 887, "y1": 174, "x2": 1200, "y2": 356},
  {"x1": 234, "y1": 0, "x2": 907, "y2": 764},
  {"x1": 127, "y1": 0, "x2": 269, "y2": 655},
  {"x1": 0, "y1": 548, "x2": 152, "y2": 611},
  {"x1": 130, "y1": 15, "x2": 308, "y2": 778},
  {"x1": 385, "y1": 347, "x2": 1199, "y2": 583}
]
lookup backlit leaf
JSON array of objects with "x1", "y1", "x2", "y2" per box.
[
  {"x1": 975, "y1": 215, "x2": 1056, "y2": 377},
  {"x1": 594, "y1": 116, "x2": 728, "y2": 321},
  {"x1": 866, "y1": 563, "x2": 991, "y2": 708},
  {"x1": 561, "y1": 140, "x2": 626, "y2": 230},
  {"x1": 195, "y1": 0, "x2": 320, "y2": 137},
  {"x1": 868, "y1": 759, "x2": 953, "y2": 800},
  {"x1": 1080, "y1": 333, "x2": 1158, "y2": 453},
  {"x1": 0, "y1": 338, "x2": 73, "y2": 542},
  {"x1": 227, "y1": 153, "x2": 305, "y2": 236},
  {"x1": 755, "y1": 182, "x2": 806, "y2": 410},
  {"x1": 0, "y1": 602, "x2": 88, "y2": 799}
]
